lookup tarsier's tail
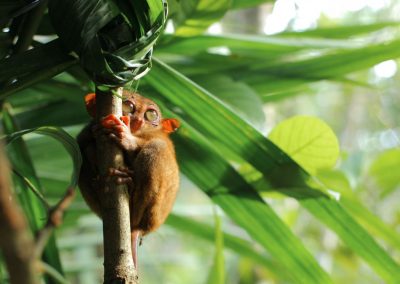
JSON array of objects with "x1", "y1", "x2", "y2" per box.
[{"x1": 131, "y1": 230, "x2": 141, "y2": 270}]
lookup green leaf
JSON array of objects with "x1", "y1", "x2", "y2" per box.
[
  {"x1": 48, "y1": 0, "x2": 167, "y2": 85},
  {"x1": 15, "y1": 101, "x2": 88, "y2": 129},
  {"x1": 147, "y1": 62, "x2": 334, "y2": 284},
  {"x1": 279, "y1": 22, "x2": 400, "y2": 39},
  {"x1": 206, "y1": 209, "x2": 225, "y2": 284},
  {"x1": 317, "y1": 169, "x2": 400, "y2": 251},
  {"x1": 316, "y1": 169, "x2": 352, "y2": 195},
  {"x1": 0, "y1": 40, "x2": 77, "y2": 100},
  {"x1": 172, "y1": 0, "x2": 232, "y2": 36},
  {"x1": 301, "y1": 197, "x2": 400, "y2": 283},
  {"x1": 255, "y1": 77, "x2": 313, "y2": 101},
  {"x1": 191, "y1": 74, "x2": 265, "y2": 130},
  {"x1": 369, "y1": 148, "x2": 400, "y2": 196},
  {"x1": 245, "y1": 39, "x2": 400, "y2": 79},
  {"x1": 269, "y1": 116, "x2": 340, "y2": 175},
  {"x1": 231, "y1": 0, "x2": 274, "y2": 10},
  {"x1": 166, "y1": 214, "x2": 284, "y2": 276},
  {"x1": 158, "y1": 35, "x2": 395, "y2": 101},
  {"x1": 4, "y1": 126, "x2": 82, "y2": 189},
  {"x1": 0, "y1": 40, "x2": 75, "y2": 83},
  {"x1": 171, "y1": 125, "x2": 332, "y2": 284},
  {"x1": 146, "y1": 58, "x2": 400, "y2": 283},
  {"x1": 159, "y1": 34, "x2": 355, "y2": 57},
  {"x1": 342, "y1": 198, "x2": 400, "y2": 251}
]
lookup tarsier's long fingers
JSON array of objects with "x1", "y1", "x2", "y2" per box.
[
  {"x1": 101, "y1": 114, "x2": 130, "y2": 128},
  {"x1": 102, "y1": 115, "x2": 130, "y2": 137},
  {"x1": 92, "y1": 115, "x2": 130, "y2": 144}
]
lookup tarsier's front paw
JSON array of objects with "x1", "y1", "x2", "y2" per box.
[
  {"x1": 101, "y1": 114, "x2": 129, "y2": 129},
  {"x1": 93, "y1": 114, "x2": 137, "y2": 151},
  {"x1": 108, "y1": 167, "x2": 134, "y2": 187}
]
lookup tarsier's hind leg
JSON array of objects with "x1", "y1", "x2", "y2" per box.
[{"x1": 128, "y1": 142, "x2": 162, "y2": 229}]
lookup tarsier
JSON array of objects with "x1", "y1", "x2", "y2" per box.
[{"x1": 77, "y1": 90, "x2": 180, "y2": 267}]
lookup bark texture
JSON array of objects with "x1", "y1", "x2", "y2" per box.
[{"x1": 95, "y1": 87, "x2": 138, "y2": 283}]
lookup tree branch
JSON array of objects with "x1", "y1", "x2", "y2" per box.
[
  {"x1": 95, "y1": 87, "x2": 138, "y2": 283},
  {"x1": 0, "y1": 142, "x2": 76, "y2": 283},
  {"x1": 0, "y1": 143, "x2": 38, "y2": 284},
  {"x1": 34, "y1": 186, "x2": 75, "y2": 259}
]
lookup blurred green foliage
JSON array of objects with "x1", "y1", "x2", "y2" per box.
[{"x1": 0, "y1": 0, "x2": 399, "y2": 283}]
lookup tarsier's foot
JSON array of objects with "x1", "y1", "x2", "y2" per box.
[
  {"x1": 92, "y1": 174, "x2": 111, "y2": 191},
  {"x1": 108, "y1": 167, "x2": 134, "y2": 186}
]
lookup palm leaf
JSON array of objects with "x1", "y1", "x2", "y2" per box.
[
  {"x1": 158, "y1": 103, "x2": 333, "y2": 283},
  {"x1": 170, "y1": 0, "x2": 231, "y2": 36},
  {"x1": 317, "y1": 169, "x2": 400, "y2": 251},
  {"x1": 231, "y1": 0, "x2": 274, "y2": 10},
  {"x1": 279, "y1": 22, "x2": 400, "y2": 38},
  {"x1": 166, "y1": 214, "x2": 283, "y2": 275},
  {"x1": 145, "y1": 58, "x2": 400, "y2": 282},
  {"x1": 48, "y1": 0, "x2": 167, "y2": 85},
  {"x1": 4, "y1": 125, "x2": 82, "y2": 189},
  {"x1": 243, "y1": 39, "x2": 400, "y2": 80}
]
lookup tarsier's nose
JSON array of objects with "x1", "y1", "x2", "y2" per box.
[{"x1": 130, "y1": 118, "x2": 144, "y2": 133}]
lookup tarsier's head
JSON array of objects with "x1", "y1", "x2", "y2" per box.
[
  {"x1": 85, "y1": 91, "x2": 179, "y2": 134},
  {"x1": 122, "y1": 91, "x2": 163, "y2": 134}
]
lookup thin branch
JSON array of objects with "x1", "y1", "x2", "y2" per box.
[
  {"x1": 38, "y1": 261, "x2": 69, "y2": 284},
  {"x1": 35, "y1": 187, "x2": 75, "y2": 259},
  {"x1": 0, "y1": 144, "x2": 38, "y2": 284},
  {"x1": 95, "y1": 87, "x2": 138, "y2": 283},
  {"x1": 0, "y1": 145, "x2": 76, "y2": 283}
]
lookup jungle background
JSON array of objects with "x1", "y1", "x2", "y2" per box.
[{"x1": 0, "y1": 0, "x2": 400, "y2": 283}]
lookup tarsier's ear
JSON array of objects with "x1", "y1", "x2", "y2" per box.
[
  {"x1": 162, "y1": 118, "x2": 180, "y2": 133},
  {"x1": 85, "y1": 93, "x2": 96, "y2": 118}
]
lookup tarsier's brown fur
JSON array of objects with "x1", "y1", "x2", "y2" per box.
[{"x1": 77, "y1": 91, "x2": 179, "y2": 267}]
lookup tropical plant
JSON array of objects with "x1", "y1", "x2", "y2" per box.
[{"x1": 0, "y1": 0, "x2": 399, "y2": 283}]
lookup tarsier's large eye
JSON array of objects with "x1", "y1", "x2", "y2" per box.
[
  {"x1": 122, "y1": 100, "x2": 135, "y2": 114},
  {"x1": 144, "y1": 109, "x2": 159, "y2": 122}
]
